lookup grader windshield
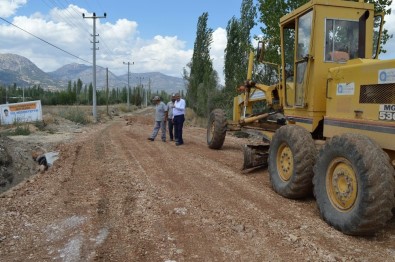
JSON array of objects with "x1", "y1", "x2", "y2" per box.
[{"x1": 324, "y1": 19, "x2": 359, "y2": 62}]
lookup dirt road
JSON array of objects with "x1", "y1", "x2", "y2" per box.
[{"x1": 1, "y1": 109, "x2": 394, "y2": 261}]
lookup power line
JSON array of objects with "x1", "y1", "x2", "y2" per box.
[
  {"x1": 69, "y1": 0, "x2": 121, "y2": 70},
  {"x1": 82, "y1": 0, "x2": 94, "y2": 12},
  {"x1": 123, "y1": 61, "x2": 134, "y2": 111},
  {"x1": 43, "y1": 0, "x2": 115, "y2": 70},
  {"x1": 95, "y1": 0, "x2": 106, "y2": 15},
  {"x1": 41, "y1": 0, "x2": 92, "y2": 41},
  {"x1": 53, "y1": 0, "x2": 119, "y2": 72},
  {"x1": 44, "y1": 0, "x2": 115, "y2": 62},
  {"x1": 58, "y1": 0, "x2": 92, "y2": 34},
  {"x1": 0, "y1": 16, "x2": 92, "y2": 65},
  {"x1": 59, "y1": 0, "x2": 113, "y2": 58}
]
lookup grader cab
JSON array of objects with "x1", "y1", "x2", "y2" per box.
[{"x1": 207, "y1": 0, "x2": 395, "y2": 235}]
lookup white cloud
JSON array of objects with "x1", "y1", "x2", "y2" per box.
[
  {"x1": 0, "y1": 3, "x2": 233, "y2": 87},
  {"x1": 100, "y1": 35, "x2": 192, "y2": 79},
  {"x1": 0, "y1": 4, "x2": 199, "y2": 84},
  {"x1": 211, "y1": 27, "x2": 227, "y2": 84},
  {"x1": 0, "y1": 0, "x2": 26, "y2": 17},
  {"x1": 101, "y1": 19, "x2": 138, "y2": 41}
]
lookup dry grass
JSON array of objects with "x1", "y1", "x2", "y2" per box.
[
  {"x1": 185, "y1": 108, "x2": 207, "y2": 128},
  {"x1": 42, "y1": 114, "x2": 56, "y2": 125},
  {"x1": 42, "y1": 104, "x2": 146, "y2": 124},
  {"x1": 43, "y1": 105, "x2": 115, "y2": 124},
  {"x1": 0, "y1": 123, "x2": 31, "y2": 136},
  {"x1": 43, "y1": 105, "x2": 208, "y2": 128},
  {"x1": 118, "y1": 104, "x2": 140, "y2": 113}
]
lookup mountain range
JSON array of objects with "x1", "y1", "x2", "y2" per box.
[{"x1": 0, "y1": 53, "x2": 186, "y2": 94}]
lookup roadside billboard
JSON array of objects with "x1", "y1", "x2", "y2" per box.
[{"x1": 0, "y1": 101, "x2": 43, "y2": 125}]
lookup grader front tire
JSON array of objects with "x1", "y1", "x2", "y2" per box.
[
  {"x1": 313, "y1": 133, "x2": 395, "y2": 235},
  {"x1": 207, "y1": 109, "x2": 227, "y2": 149},
  {"x1": 268, "y1": 125, "x2": 317, "y2": 198}
]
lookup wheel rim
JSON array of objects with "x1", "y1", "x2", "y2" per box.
[
  {"x1": 276, "y1": 143, "x2": 293, "y2": 181},
  {"x1": 326, "y1": 157, "x2": 358, "y2": 211}
]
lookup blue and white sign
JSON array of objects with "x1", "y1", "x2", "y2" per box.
[
  {"x1": 378, "y1": 68, "x2": 395, "y2": 84},
  {"x1": 336, "y1": 82, "x2": 355, "y2": 95}
]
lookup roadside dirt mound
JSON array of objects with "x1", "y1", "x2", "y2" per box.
[
  {"x1": 0, "y1": 115, "x2": 87, "y2": 194},
  {"x1": 0, "y1": 135, "x2": 38, "y2": 194}
]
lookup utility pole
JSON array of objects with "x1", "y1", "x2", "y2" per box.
[
  {"x1": 83, "y1": 12, "x2": 106, "y2": 122},
  {"x1": 136, "y1": 77, "x2": 144, "y2": 107},
  {"x1": 146, "y1": 78, "x2": 151, "y2": 107},
  {"x1": 123, "y1": 61, "x2": 134, "y2": 111},
  {"x1": 106, "y1": 68, "x2": 109, "y2": 115}
]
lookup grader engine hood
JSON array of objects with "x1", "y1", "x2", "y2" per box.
[{"x1": 325, "y1": 58, "x2": 395, "y2": 151}]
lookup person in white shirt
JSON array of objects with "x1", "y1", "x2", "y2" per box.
[
  {"x1": 172, "y1": 93, "x2": 186, "y2": 146},
  {"x1": 166, "y1": 94, "x2": 176, "y2": 141}
]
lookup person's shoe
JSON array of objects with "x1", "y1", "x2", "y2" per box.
[
  {"x1": 148, "y1": 138, "x2": 154, "y2": 141},
  {"x1": 162, "y1": 139, "x2": 166, "y2": 142},
  {"x1": 170, "y1": 138, "x2": 173, "y2": 141},
  {"x1": 175, "y1": 142, "x2": 183, "y2": 146}
]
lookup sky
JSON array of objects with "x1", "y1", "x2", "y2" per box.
[{"x1": 0, "y1": 0, "x2": 395, "y2": 86}]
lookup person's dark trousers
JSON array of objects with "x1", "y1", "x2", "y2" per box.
[
  {"x1": 168, "y1": 118, "x2": 174, "y2": 141},
  {"x1": 174, "y1": 114, "x2": 185, "y2": 144}
]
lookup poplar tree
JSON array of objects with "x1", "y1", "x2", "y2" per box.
[
  {"x1": 224, "y1": 0, "x2": 257, "y2": 98},
  {"x1": 186, "y1": 12, "x2": 217, "y2": 116},
  {"x1": 224, "y1": 18, "x2": 247, "y2": 103}
]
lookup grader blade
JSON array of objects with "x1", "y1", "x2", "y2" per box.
[{"x1": 242, "y1": 144, "x2": 270, "y2": 171}]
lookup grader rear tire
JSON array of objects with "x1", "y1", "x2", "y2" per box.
[
  {"x1": 313, "y1": 133, "x2": 395, "y2": 235},
  {"x1": 268, "y1": 125, "x2": 317, "y2": 198},
  {"x1": 207, "y1": 109, "x2": 227, "y2": 149}
]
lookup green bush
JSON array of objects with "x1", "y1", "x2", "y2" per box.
[
  {"x1": 13, "y1": 125, "x2": 31, "y2": 135},
  {"x1": 2, "y1": 124, "x2": 31, "y2": 136},
  {"x1": 60, "y1": 107, "x2": 90, "y2": 125},
  {"x1": 34, "y1": 120, "x2": 46, "y2": 131}
]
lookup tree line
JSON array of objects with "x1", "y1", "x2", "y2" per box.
[{"x1": 0, "y1": 80, "x2": 179, "y2": 106}]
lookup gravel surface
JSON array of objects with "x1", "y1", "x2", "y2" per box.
[{"x1": 0, "y1": 108, "x2": 394, "y2": 261}]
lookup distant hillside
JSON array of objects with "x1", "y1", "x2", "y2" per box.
[
  {"x1": 117, "y1": 72, "x2": 186, "y2": 94},
  {"x1": 0, "y1": 53, "x2": 56, "y2": 87},
  {"x1": 0, "y1": 54, "x2": 186, "y2": 93},
  {"x1": 48, "y1": 63, "x2": 121, "y2": 90}
]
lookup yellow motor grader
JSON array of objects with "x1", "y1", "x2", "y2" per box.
[{"x1": 207, "y1": 0, "x2": 395, "y2": 235}]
